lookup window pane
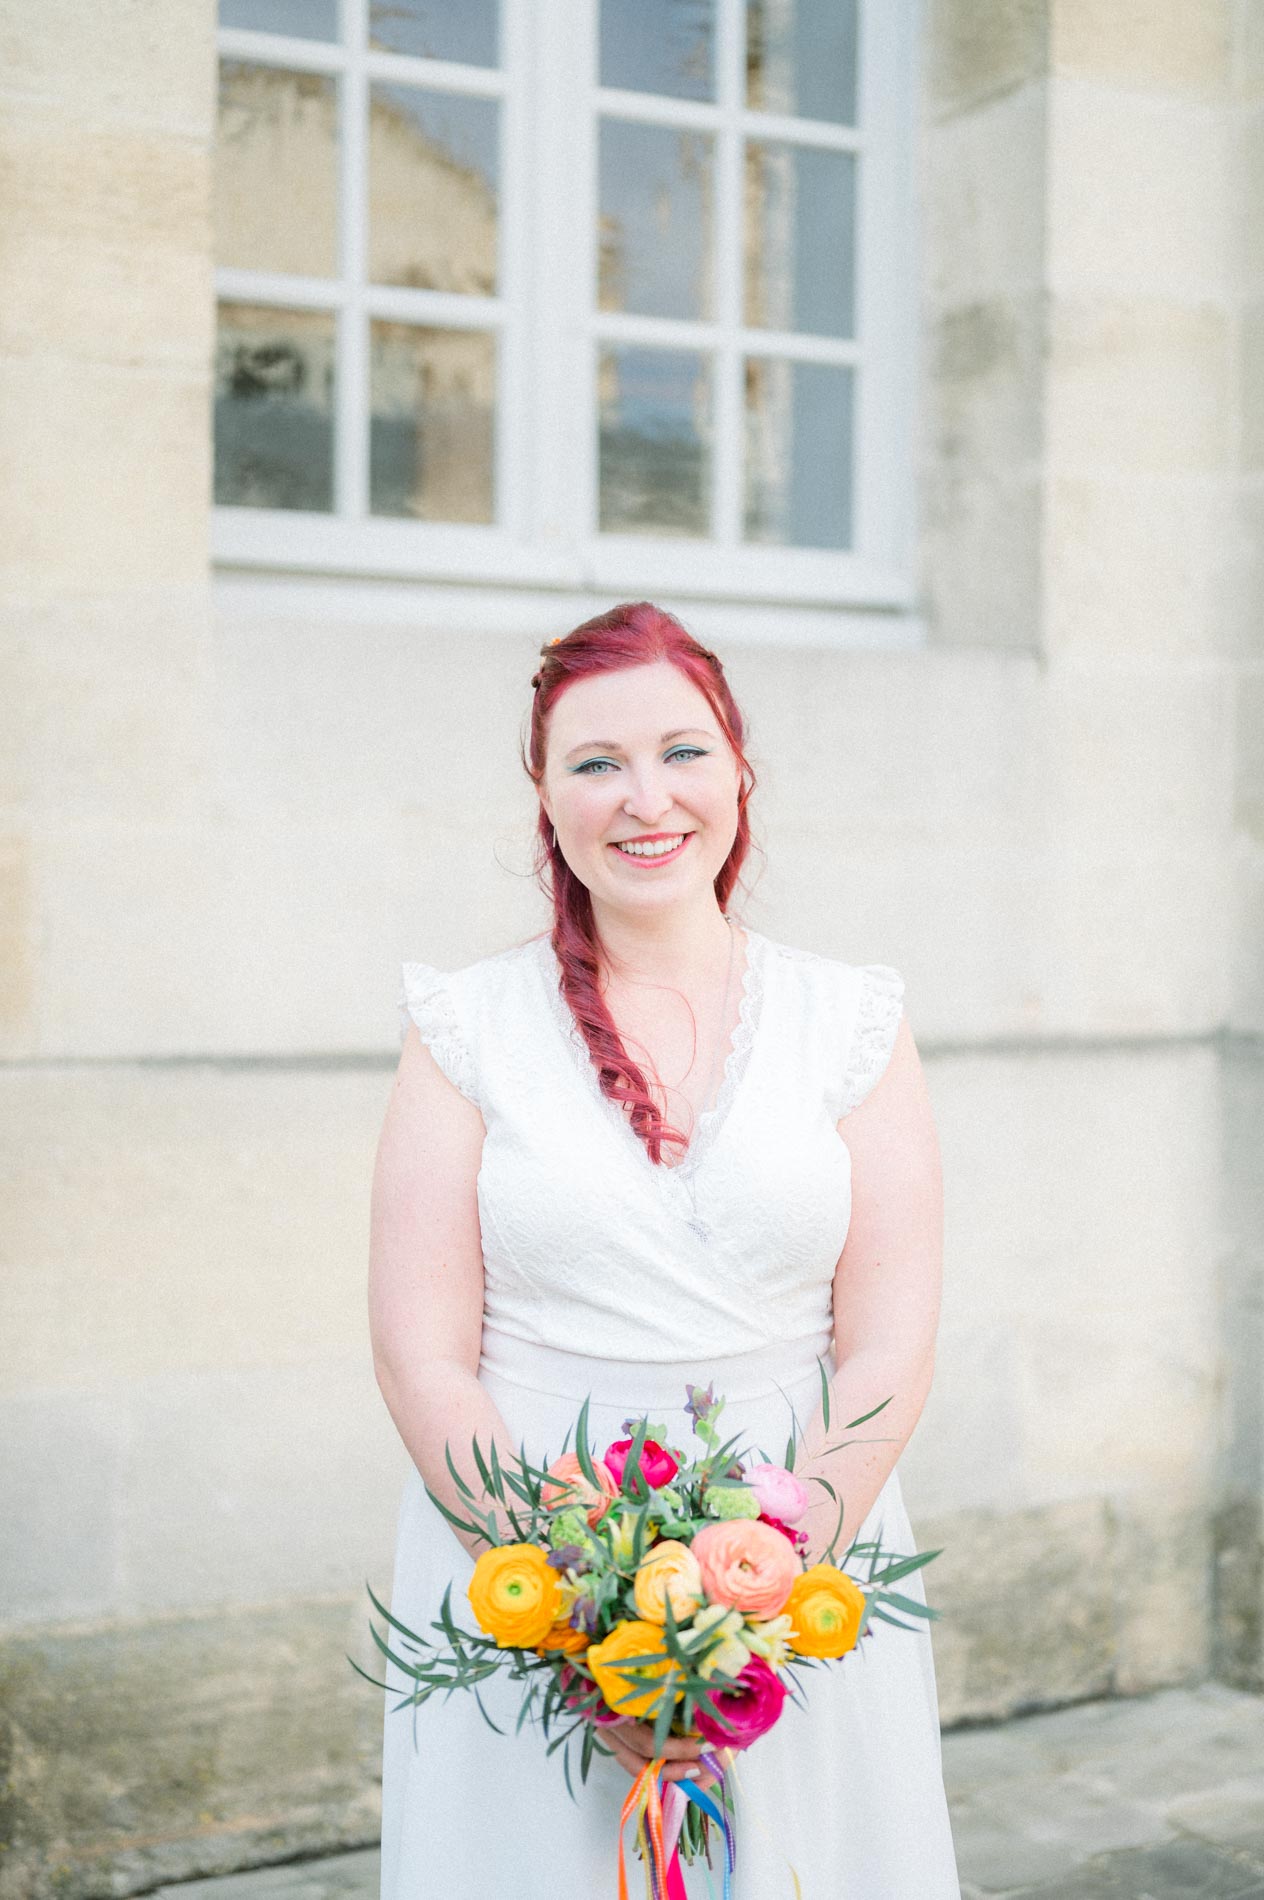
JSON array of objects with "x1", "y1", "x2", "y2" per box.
[
  {"x1": 215, "y1": 63, "x2": 338, "y2": 277},
  {"x1": 600, "y1": 0, "x2": 715, "y2": 101},
  {"x1": 219, "y1": 0, "x2": 339, "y2": 39},
  {"x1": 369, "y1": 1, "x2": 499, "y2": 66},
  {"x1": 369, "y1": 86, "x2": 499, "y2": 292},
  {"x1": 746, "y1": 0, "x2": 858, "y2": 125},
  {"x1": 598, "y1": 121, "x2": 713, "y2": 320},
  {"x1": 598, "y1": 347, "x2": 711, "y2": 536},
  {"x1": 215, "y1": 303, "x2": 335, "y2": 511},
  {"x1": 370, "y1": 322, "x2": 496, "y2": 521},
  {"x1": 744, "y1": 358, "x2": 852, "y2": 549},
  {"x1": 744, "y1": 141, "x2": 855, "y2": 337}
]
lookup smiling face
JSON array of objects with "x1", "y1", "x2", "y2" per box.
[{"x1": 539, "y1": 660, "x2": 742, "y2": 920}]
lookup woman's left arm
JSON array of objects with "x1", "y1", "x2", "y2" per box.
[{"x1": 793, "y1": 1012, "x2": 944, "y2": 1565}]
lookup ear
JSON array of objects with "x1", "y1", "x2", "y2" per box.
[{"x1": 538, "y1": 790, "x2": 553, "y2": 825}]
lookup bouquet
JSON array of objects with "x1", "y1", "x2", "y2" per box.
[{"x1": 357, "y1": 1367, "x2": 942, "y2": 1895}]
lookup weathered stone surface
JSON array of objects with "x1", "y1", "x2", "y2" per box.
[
  {"x1": 927, "y1": 0, "x2": 1049, "y2": 118},
  {"x1": 0, "y1": 1598, "x2": 383, "y2": 1900},
  {"x1": 1051, "y1": 0, "x2": 1231, "y2": 98}
]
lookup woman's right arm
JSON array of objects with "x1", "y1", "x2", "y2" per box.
[{"x1": 368, "y1": 1021, "x2": 522, "y2": 1562}]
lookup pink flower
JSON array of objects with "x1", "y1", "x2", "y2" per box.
[
  {"x1": 745, "y1": 1462, "x2": 811, "y2": 1525},
  {"x1": 758, "y1": 1512, "x2": 810, "y2": 1552},
  {"x1": 694, "y1": 1655, "x2": 788, "y2": 1749},
  {"x1": 603, "y1": 1437, "x2": 680, "y2": 1491},
  {"x1": 558, "y1": 1661, "x2": 625, "y2": 1726},
  {"x1": 691, "y1": 1518, "x2": 799, "y2": 1619}
]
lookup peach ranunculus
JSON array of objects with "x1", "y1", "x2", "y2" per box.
[
  {"x1": 632, "y1": 1539, "x2": 705, "y2": 1626},
  {"x1": 784, "y1": 1564, "x2": 867, "y2": 1658},
  {"x1": 468, "y1": 1543, "x2": 561, "y2": 1648},
  {"x1": 691, "y1": 1517, "x2": 799, "y2": 1620},
  {"x1": 540, "y1": 1451, "x2": 619, "y2": 1527},
  {"x1": 586, "y1": 1618, "x2": 684, "y2": 1721}
]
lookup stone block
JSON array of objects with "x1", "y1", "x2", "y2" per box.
[
  {"x1": 0, "y1": 106, "x2": 213, "y2": 366},
  {"x1": 1236, "y1": 668, "x2": 1264, "y2": 838},
  {"x1": 0, "y1": 1597, "x2": 381, "y2": 1900},
  {"x1": 0, "y1": 359, "x2": 211, "y2": 593},
  {"x1": 1236, "y1": 0, "x2": 1264, "y2": 102},
  {"x1": 931, "y1": 295, "x2": 1046, "y2": 469},
  {"x1": 0, "y1": 829, "x2": 33, "y2": 1048},
  {"x1": 1237, "y1": 107, "x2": 1264, "y2": 293},
  {"x1": 1243, "y1": 301, "x2": 1264, "y2": 470},
  {"x1": 923, "y1": 83, "x2": 1049, "y2": 301},
  {"x1": 0, "y1": 1392, "x2": 124, "y2": 1620},
  {"x1": 1043, "y1": 476, "x2": 1223, "y2": 659},
  {"x1": 0, "y1": 1064, "x2": 390, "y2": 1398},
  {"x1": 927, "y1": 0, "x2": 1049, "y2": 119},
  {"x1": 1212, "y1": 479, "x2": 1264, "y2": 658},
  {"x1": 0, "y1": 0, "x2": 215, "y2": 135},
  {"x1": 1048, "y1": 81, "x2": 1230, "y2": 299},
  {"x1": 921, "y1": 465, "x2": 1043, "y2": 651},
  {"x1": 1051, "y1": 0, "x2": 1231, "y2": 98},
  {"x1": 1, "y1": 590, "x2": 213, "y2": 824},
  {"x1": 1046, "y1": 299, "x2": 1231, "y2": 477}
]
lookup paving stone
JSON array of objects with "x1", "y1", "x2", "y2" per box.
[{"x1": 151, "y1": 1852, "x2": 380, "y2": 1900}]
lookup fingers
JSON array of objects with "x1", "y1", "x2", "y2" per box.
[{"x1": 616, "y1": 1718, "x2": 707, "y2": 1761}]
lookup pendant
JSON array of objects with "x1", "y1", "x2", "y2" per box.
[{"x1": 686, "y1": 1213, "x2": 711, "y2": 1243}]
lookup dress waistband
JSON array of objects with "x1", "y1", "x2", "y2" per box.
[{"x1": 477, "y1": 1325, "x2": 836, "y2": 1407}]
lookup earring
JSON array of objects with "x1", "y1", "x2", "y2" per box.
[{"x1": 551, "y1": 824, "x2": 557, "y2": 851}]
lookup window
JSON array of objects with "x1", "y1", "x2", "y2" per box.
[{"x1": 212, "y1": 0, "x2": 918, "y2": 608}]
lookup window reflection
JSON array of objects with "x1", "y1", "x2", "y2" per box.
[
  {"x1": 600, "y1": 0, "x2": 715, "y2": 101},
  {"x1": 369, "y1": 86, "x2": 499, "y2": 292},
  {"x1": 215, "y1": 303, "x2": 336, "y2": 511},
  {"x1": 215, "y1": 63, "x2": 338, "y2": 278},
  {"x1": 369, "y1": 0, "x2": 500, "y2": 67},
  {"x1": 598, "y1": 121, "x2": 714, "y2": 320},
  {"x1": 744, "y1": 141, "x2": 855, "y2": 338},
  {"x1": 745, "y1": 357, "x2": 853, "y2": 549},
  {"x1": 599, "y1": 347, "x2": 711, "y2": 536},
  {"x1": 746, "y1": 0, "x2": 859, "y2": 125},
  {"x1": 369, "y1": 322, "x2": 496, "y2": 521}
]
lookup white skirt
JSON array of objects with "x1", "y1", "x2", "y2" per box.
[{"x1": 379, "y1": 1328, "x2": 961, "y2": 1899}]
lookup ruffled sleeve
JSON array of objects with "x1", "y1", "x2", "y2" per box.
[
  {"x1": 830, "y1": 963, "x2": 905, "y2": 1120},
  {"x1": 398, "y1": 962, "x2": 484, "y2": 1112}
]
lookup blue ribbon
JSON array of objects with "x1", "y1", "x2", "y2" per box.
[{"x1": 672, "y1": 1767, "x2": 736, "y2": 1900}]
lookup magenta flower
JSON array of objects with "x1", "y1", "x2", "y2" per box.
[
  {"x1": 603, "y1": 1437, "x2": 680, "y2": 1490},
  {"x1": 758, "y1": 1512, "x2": 810, "y2": 1552},
  {"x1": 694, "y1": 1655, "x2": 788, "y2": 1749}
]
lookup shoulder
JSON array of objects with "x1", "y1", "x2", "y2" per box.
[
  {"x1": 753, "y1": 932, "x2": 905, "y2": 1119},
  {"x1": 402, "y1": 933, "x2": 543, "y2": 1006},
  {"x1": 397, "y1": 936, "x2": 544, "y2": 1107}
]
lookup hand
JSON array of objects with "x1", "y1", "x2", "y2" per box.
[{"x1": 602, "y1": 1716, "x2": 724, "y2": 1793}]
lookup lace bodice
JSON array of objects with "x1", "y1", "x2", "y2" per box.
[{"x1": 397, "y1": 929, "x2": 904, "y2": 1362}]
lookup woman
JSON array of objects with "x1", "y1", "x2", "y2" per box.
[{"x1": 369, "y1": 602, "x2": 960, "y2": 1896}]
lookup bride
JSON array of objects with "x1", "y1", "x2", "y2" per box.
[{"x1": 369, "y1": 601, "x2": 960, "y2": 1895}]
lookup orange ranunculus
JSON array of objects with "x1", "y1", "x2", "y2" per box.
[
  {"x1": 784, "y1": 1564, "x2": 867, "y2": 1659},
  {"x1": 535, "y1": 1615, "x2": 590, "y2": 1656},
  {"x1": 632, "y1": 1539, "x2": 704, "y2": 1626},
  {"x1": 691, "y1": 1518, "x2": 799, "y2": 1619},
  {"x1": 540, "y1": 1451, "x2": 618, "y2": 1527},
  {"x1": 468, "y1": 1543, "x2": 561, "y2": 1648},
  {"x1": 587, "y1": 1618, "x2": 684, "y2": 1721}
]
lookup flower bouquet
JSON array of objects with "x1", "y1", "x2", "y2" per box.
[{"x1": 357, "y1": 1367, "x2": 942, "y2": 1895}]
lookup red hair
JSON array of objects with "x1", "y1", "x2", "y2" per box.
[{"x1": 520, "y1": 601, "x2": 759, "y2": 1165}]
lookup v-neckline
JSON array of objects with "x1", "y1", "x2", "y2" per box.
[{"x1": 536, "y1": 925, "x2": 766, "y2": 1193}]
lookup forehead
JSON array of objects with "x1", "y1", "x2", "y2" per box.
[{"x1": 546, "y1": 661, "x2": 717, "y2": 749}]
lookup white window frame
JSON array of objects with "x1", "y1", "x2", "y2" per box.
[{"x1": 211, "y1": 0, "x2": 921, "y2": 613}]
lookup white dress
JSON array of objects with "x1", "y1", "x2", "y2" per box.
[{"x1": 381, "y1": 927, "x2": 960, "y2": 1898}]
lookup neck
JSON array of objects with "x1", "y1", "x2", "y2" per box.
[{"x1": 588, "y1": 897, "x2": 735, "y2": 989}]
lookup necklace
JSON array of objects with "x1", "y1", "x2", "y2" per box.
[{"x1": 679, "y1": 915, "x2": 737, "y2": 1243}]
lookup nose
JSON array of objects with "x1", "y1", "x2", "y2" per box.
[{"x1": 621, "y1": 763, "x2": 675, "y2": 826}]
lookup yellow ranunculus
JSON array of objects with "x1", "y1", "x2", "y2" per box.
[
  {"x1": 784, "y1": 1564, "x2": 866, "y2": 1659},
  {"x1": 468, "y1": 1543, "x2": 561, "y2": 1648},
  {"x1": 587, "y1": 1618, "x2": 684, "y2": 1720},
  {"x1": 632, "y1": 1539, "x2": 704, "y2": 1626}
]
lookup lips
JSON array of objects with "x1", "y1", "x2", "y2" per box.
[{"x1": 609, "y1": 833, "x2": 693, "y2": 864}]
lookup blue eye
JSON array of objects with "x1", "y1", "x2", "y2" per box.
[{"x1": 572, "y1": 747, "x2": 708, "y2": 776}]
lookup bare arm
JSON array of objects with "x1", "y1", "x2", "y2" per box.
[
  {"x1": 791, "y1": 1011, "x2": 944, "y2": 1564},
  {"x1": 368, "y1": 1022, "x2": 522, "y2": 1562}
]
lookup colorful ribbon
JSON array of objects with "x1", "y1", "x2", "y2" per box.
[{"x1": 617, "y1": 1755, "x2": 736, "y2": 1900}]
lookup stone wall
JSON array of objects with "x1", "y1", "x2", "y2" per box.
[{"x1": 0, "y1": 1, "x2": 1259, "y2": 1894}]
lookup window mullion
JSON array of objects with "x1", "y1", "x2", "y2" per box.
[{"x1": 336, "y1": 0, "x2": 368, "y2": 520}]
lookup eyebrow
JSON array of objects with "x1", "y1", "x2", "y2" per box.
[{"x1": 564, "y1": 728, "x2": 712, "y2": 763}]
